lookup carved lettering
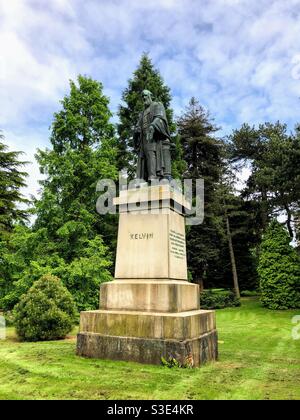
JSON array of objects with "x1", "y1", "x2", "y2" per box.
[
  {"x1": 129, "y1": 233, "x2": 154, "y2": 240},
  {"x1": 169, "y1": 230, "x2": 186, "y2": 260}
]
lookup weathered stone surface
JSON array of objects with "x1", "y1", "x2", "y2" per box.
[
  {"x1": 115, "y1": 210, "x2": 188, "y2": 280},
  {"x1": 113, "y1": 184, "x2": 192, "y2": 213},
  {"x1": 79, "y1": 309, "x2": 215, "y2": 341},
  {"x1": 77, "y1": 330, "x2": 218, "y2": 367},
  {"x1": 76, "y1": 185, "x2": 218, "y2": 367},
  {"x1": 100, "y1": 280, "x2": 200, "y2": 313}
]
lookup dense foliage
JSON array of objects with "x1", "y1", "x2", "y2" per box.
[
  {"x1": 258, "y1": 221, "x2": 300, "y2": 309},
  {"x1": 14, "y1": 274, "x2": 77, "y2": 342},
  {"x1": 200, "y1": 289, "x2": 241, "y2": 309},
  {"x1": 0, "y1": 226, "x2": 112, "y2": 311},
  {"x1": 228, "y1": 122, "x2": 300, "y2": 239},
  {"x1": 0, "y1": 76, "x2": 117, "y2": 311},
  {"x1": 0, "y1": 133, "x2": 28, "y2": 234}
]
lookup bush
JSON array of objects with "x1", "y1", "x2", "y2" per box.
[
  {"x1": 200, "y1": 289, "x2": 240, "y2": 309},
  {"x1": 14, "y1": 274, "x2": 77, "y2": 342},
  {"x1": 258, "y1": 221, "x2": 300, "y2": 310},
  {"x1": 240, "y1": 290, "x2": 260, "y2": 297}
]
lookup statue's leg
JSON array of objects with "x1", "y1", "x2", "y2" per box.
[
  {"x1": 162, "y1": 140, "x2": 172, "y2": 180},
  {"x1": 136, "y1": 155, "x2": 142, "y2": 179},
  {"x1": 146, "y1": 143, "x2": 157, "y2": 180},
  {"x1": 147, "y1": 151, "x2": 157, "y2": 180}
]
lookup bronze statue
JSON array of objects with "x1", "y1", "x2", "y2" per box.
[{"x1": 133, "y1": 90, "x2": 172, "y2": 182}]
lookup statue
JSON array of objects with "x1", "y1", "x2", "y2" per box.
[{"x1": 133, "y1": 90, "x2": 172, "y2": 182}]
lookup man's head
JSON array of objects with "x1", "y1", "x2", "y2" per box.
[{"x1": 142, "y1": 89, "x2": 153, "y2": 107}]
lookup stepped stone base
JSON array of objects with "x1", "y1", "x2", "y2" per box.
[
  {"x1": 100, "y1": 280, "x2": 200, "y2": 313},
  {"x1": 79, "y1": 309, "x2": 215, "y2": 340},
  {"x1": 77, "y1": 330, "x2": 218, "y2": 367},
  {"x1": 77, "y1": 308, "x2": 217, "y2": 366},
  {"x1": 76, "y1": 186, "x2": 218, "y2": 367}
]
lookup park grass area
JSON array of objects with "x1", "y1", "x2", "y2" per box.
[{"x1": 0, "y1": 298, "x2": 299, "y2": 400}]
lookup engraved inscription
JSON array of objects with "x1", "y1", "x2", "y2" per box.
[
  {"x1": 169, "y1": 229, "x2": 186, "y2": 260},
  {"x1": 130, "y1": 233, "x2": 154, "y2": 240}
]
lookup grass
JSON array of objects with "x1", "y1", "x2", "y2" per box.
[{"x1": 0, "y1": 298, "x2": 299, "y2": 400}]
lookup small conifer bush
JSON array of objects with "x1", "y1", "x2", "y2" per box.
[{"x1": 14, "y1": 274, "x2": 77, "y2": 341}]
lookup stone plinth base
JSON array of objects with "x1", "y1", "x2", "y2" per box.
[
  {"x1": 77, "y1": 330, "x2": 218, "y2": 367},
  {"x1": 77, "y1": 308, "x2": 217, "y2": 366},
  {"x1": 76, "y1": 185, "x2": 218, "y2": 367},
  {"x1": 100, "y1": 280, "x2": 200, "y2": 313},
  {"x1": 79, "y1": 309, "x2": 215, "y2": 340},
  {"x1": 115, "y1": 210, "x2": 188, "y2": 280}
]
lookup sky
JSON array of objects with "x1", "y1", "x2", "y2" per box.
[{"x1": 1, "y1": 0, "x2": 300, "y2": 199}]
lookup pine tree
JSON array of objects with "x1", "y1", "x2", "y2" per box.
[
  {"x1": 177, "y1": 98, "x2": 224, "y2": 286},
  {"x1": 117, "y1": 53, "x2": 185, "y2": 179},
  {"x1": 229, "y1": 122, "x2": 300, "y2": 239},
  {"x1": 0, "y1": 132, "x2": 29, "y2": 234},
  {"x1": 177, "y1": 98, "x2": 220, "y2": 180}
]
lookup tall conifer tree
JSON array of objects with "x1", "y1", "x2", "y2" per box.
[{"x1": 177, "y1": 98, "x2": 224, "y2": 285}]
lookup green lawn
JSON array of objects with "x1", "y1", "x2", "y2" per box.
[{"x1": 1, "y1": 298, "x2": 299, "y2": 400}]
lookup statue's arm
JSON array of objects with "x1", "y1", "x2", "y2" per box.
[
  {"x1": 150, "y1": 103, "x2": 170, "y2": 140},
  {"x1": 133, "y1": 114, "x2": 142, "y2": 150}
]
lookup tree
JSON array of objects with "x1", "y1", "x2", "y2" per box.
[
  {"x1": 117, "y1": 53, "x2": 185, "y2": 179},
  {"x1": 35, "y1": 75, "x2": 118, "y2": 232},
  {"x1": 228, "y1": 122, "x2": 300, "y2": 239},
  {"x1": 50, "y1": 75, "x2": 114, "y2": 153},
  {"x1": 258, "y1": 220, "x2": 300, "y2": 309},
  {"x1": 0, "y1": 75, "x2": 118, "y2": 311},
  {"x1": 224, "y1": 195, "x2": 240, "y2": 298},
  {"x1": 0, "y1": 225, "x2": 112, "y2": 311},
  {"x1": 34, "y1": 75, "x2": 117, "y2": 306},
  {"x1": 0, "y1": 132, "x2": 29, "y2": 234},
  {"x1": 35, "y1": 74, "x2": 118, "y2": 245},
  {"x1": 177, "y1": 98, "x2": 224, "y2": 286},
  {"x1": 217, "y1": 181, "x2": 259, "y2": 293}
]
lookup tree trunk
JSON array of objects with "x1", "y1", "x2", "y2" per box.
[
  {"x1": 284, "y1": 204, "x2": 294, "y2": 239},
  {"x1": 261, "y1": 189, "x2": 269, "y2": 230},
  {"x1": 226, "y1": 214, "x2": 240, "y2": 299}
]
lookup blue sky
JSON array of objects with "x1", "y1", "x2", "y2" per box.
[{"x1": 1, "y1": 0, "x2": 300, "y2": 197}]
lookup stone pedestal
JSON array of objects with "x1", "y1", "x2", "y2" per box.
[{"x1": 77, "y1": 185, "x2": 218, "y2": 367}]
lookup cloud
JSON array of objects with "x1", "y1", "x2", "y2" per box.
[{"x1": 1, "y1": 0, "x2": 300, "y2": 199}]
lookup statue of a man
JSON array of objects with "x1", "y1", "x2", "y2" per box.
[{"x1": 133, "y1": 90, "x2": 172, "y2": 182}]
